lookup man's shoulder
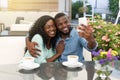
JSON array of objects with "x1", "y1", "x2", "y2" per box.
[{"x1": 70, "y1": 28, "x2": 79, "y2": 36}]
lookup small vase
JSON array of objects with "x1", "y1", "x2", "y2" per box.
[{"x1": 95, "y1": 61, "x2": 113, "y2": 80}]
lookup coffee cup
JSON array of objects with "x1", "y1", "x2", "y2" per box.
[
  {"x1": 67, "y1": 55, "x2": 79, "y2": 64},
  {"x1": 21, "y1": 57, "x2": 35, "y2": 67},
  {"x1": 114, "y1": 61, "x2": 120, "y2": 71}
]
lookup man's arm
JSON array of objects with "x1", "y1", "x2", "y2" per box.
[
  {"x1": 26, "y1": 37, "x2": 41, "y2": 57},
  {"x1": 77, "y1": 24, "x2": 97, "y2": 49},
  {"x1": 26, "y1": 34, "x2": 64, "y2": 63}
]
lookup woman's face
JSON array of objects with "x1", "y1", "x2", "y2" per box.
[{"x1": 44, "y1": 19, "x2": 56, "y2": 38}]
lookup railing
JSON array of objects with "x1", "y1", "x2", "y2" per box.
[{"x1": 114, "y1": 0, "x2": 120, "y2": 24}]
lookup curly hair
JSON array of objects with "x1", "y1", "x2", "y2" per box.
[{"x1": 28, "y1": 15, "x2": 57, "y2": 50}]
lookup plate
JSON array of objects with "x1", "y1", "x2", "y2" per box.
[
  {"x1": 18, "y1": 63, "x2": 40, "y2": 70},
  {"x1": 62, "y1": 61, "x2": 83, "y2": 68}
]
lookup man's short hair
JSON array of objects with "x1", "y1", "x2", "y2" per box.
[{"x1": 54, "y1": 13, "x2": 66, "y2": 20}]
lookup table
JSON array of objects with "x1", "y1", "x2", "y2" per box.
[{"x1": 0, "y1": 61, "x2": 119, "y2": 80}]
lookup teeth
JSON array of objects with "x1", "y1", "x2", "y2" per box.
[
  {"x1": 49, "y1": 31, "x2": 55, "y2": 34},
  {"x1": 63, "y1": 28, "x2": 68, "y2": 31}
]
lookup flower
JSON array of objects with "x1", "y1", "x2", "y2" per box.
[
  {"x1": 92, "y1": 48, "x2": 118, "y2": 65},
  {"x1": 92, "y1": 48, "x2": 118, "y2": 79},
  {"x1": 89, "y1": 15, "x2": 120, "y2": 54}
]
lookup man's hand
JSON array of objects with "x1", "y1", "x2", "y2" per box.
[
  {"x1": 77, "y1": 24, "x2": 96, "y2": 49},
  {"x1": 27, "y1": 42, "x2": 41, "y2": 57},
  {"x1": 77, "y1": 24, "x2": 93, "y2": 40}
]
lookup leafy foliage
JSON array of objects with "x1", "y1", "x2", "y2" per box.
[
  {"x1": 109, "y1": 0, "x2": 119, "y2": 17},
  {"x1": 72, "y1": 1, "x2": 83, "y2": 19},
  {"x1": 89, "y1": 15, "x2": 120, "y2": 53}
]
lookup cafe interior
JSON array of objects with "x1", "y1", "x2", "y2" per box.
[{"x1": 0, "y1": 0, "x2": 120, "y2": 80}]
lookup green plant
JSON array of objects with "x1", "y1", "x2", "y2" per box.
[
  {"x1": 92, "y1": 49, "x2": 118, "y2": 65},
  {"x1": 89, "y1": 15, "x2": 120, "y2": 53},
  {"x1": 72, "y1": 1, "x2": 92, "y2": 19},
  {"x1": 109, "y1": 0, "x2": 119, "y2": 17},
  {"x1": 92, "y1": 49, "x2": 118, "y2": 79},
  {"x1": 72, "y1": 1, "x2": 83, "y2": 19}
]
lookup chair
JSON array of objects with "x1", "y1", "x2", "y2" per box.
[
  {"x1": 83, "y1": 48, "x2": 92, "y2": 61},
  {"x1": 115, "y1": 0, "x2": 120, "y2": 24},
  {"x1": 83, "y1": 0, "x2": 95, "y2": 21}
]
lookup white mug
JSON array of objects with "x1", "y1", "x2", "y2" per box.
[
  {"x1": 21, "y1": 57, "x2": 35, "y2": 67},
  {"x1": 67, "y1": 55, "x2": 79, "y2": 64}
]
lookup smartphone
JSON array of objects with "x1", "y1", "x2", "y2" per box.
[
  {"x1": 78, "y1": 17, "x2": 88, "y2": 26},
  {"x1": 76, "y1": 17, "x2": 87, "y2": 32}
]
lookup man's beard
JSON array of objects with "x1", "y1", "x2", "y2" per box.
[
  {"x1": 59, "y1": 27, "x2": 72, "y2": 35},
  {"x1": 59, "y1": 31, "x2": 70, "y2": 35}
]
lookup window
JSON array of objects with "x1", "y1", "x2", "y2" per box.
[{"x1": 0, "y1": 0, "x2": 8, "y2": 10}]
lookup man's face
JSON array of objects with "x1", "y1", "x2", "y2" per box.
[{"x1": 55, "y1": 16, "x2": 71, "y2": 35}]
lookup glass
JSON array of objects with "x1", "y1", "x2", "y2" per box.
[
  {"x1": 114, "y1": 61, "x2": 120, "y2": 71},
  {"x1": 94, "y1": 61, "x2": 113, "y2": 80}
]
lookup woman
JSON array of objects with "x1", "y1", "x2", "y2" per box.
[{"x1": 24, "y1": 15, "x2": 64, "y2": 64}]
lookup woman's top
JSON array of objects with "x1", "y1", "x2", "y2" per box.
[{"x1": 24, "y1": 34, "x2": 57, "y2": 64}]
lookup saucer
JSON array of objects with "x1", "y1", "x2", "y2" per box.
[
  {"x1": 18, "y1": 63, "x2": 40, "y2": 70},
  {"x1": 62, "y1": 61, "x2": 83, "y2": 68}
]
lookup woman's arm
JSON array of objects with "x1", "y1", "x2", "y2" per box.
[
  {"x1": 26, "y1": 34, "x2": 65, "y2": 63},
  {"x1": 46, "y1": 40, "x2": 65, "y2": 62}
]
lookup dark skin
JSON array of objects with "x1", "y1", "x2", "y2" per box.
[
  {"x1": 26, "y1": 14, "x2": 97, "y2": 58},
  {"x1": 47, "y1": 39, "x2": 65, "y2": 62},
  {"x1": 55, "y1": 15, "x2": 96, "y2": 49},
  {"x1": 26, "y1": 25, "x2": 96, "y2": 57},
  {"x1": 26, "y1": 18, "x2": 65, "y2": 62},
  {"x1": 77, "y1": 24, "x2": 96, "y2": 49},
  {"x1": 26, "y1": 38, "x2": 40, "y2": 57},
  {"x1": 26, "y1": 37, "x2": 65, "y2": 61}
]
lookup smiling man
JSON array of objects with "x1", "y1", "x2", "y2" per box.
[
  {"x1": 26, "y1": 13, "x2": 98, "y2": 62},
  {"x1": 54, "y1": 13, "x2": 97, "y2": 62}
]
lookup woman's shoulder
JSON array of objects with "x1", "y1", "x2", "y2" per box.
[
  {"x1": 33, "y1": 34, "x2": 42, "y2": 39},
  {"x1": 32, "y1": 34, "x2": 43, "y2": 42},
  {"x1": 33, "y1": 34, "x2": 41, "y2": 37}
]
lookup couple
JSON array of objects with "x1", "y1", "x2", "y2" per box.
[{"x1": 25, "y1": 12, "x2": 97, "y2": 64}]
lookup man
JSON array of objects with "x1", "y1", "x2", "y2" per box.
[{"x1": 26, "y1": 13, "x2": 97, "y2": 62}]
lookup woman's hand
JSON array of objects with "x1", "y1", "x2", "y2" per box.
[{"x1": 56, "y1": 40, "x2": 65, "y2": 55}]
